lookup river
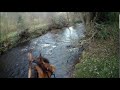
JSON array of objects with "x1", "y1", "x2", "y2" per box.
[{"x1": 0, "y1": 23, "x2": 85, "y2": 78}]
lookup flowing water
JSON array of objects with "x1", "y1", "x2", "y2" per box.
[{"x1": 0, "y1": 23, "x2": 85, "y2": 78}]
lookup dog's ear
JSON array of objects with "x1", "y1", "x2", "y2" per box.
[
  {"x1": 39, "y1": 53, "x2": 42, "y2": 58},
  {"x1": 38, "y1": 53, "x2": 44, "y2": 63}
]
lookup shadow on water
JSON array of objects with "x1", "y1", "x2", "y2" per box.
[{"x1": 0, "y1": 23, "x2": 85, "y2": 78}]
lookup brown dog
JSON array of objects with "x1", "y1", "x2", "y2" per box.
[{"x1": 28, "y1": 49, "x2": 56, "y2": 78}]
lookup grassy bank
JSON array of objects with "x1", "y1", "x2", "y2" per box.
[
  {"x1": 73, "y1": 13, "x2": 119, "y2": 78},
  {"x1": 73, "y1": 38, "x2": 119, "y2": 78}
]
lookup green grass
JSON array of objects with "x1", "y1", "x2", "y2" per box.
[
  {"x1": 74, "y1": 55, "x2": 119, "y2": 78},
  {"x1": 73, "y1": 35, "x2": 119, "y2": 78},
  {"x1": 73, "y1": 26, "x2": 119, "y2": 78}
]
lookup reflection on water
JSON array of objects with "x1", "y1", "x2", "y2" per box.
[
  {"x1": 63, "y1": 27, "x2": 79, "y2": 42},
  {"x1": 61, "y1": 23, "x2": 85, "y2": 44}
]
